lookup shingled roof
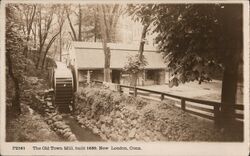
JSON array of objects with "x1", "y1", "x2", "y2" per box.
[{"x1": 71, "y1": 42, "x2": 166, "y2": 70}]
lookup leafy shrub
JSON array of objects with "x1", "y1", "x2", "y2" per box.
[
  {"x1": 123, "y1": 54, "x2": 148, "y2": 74},
  {"x1": 75, "y1": 87, "x2": 148, "y2": 119}
]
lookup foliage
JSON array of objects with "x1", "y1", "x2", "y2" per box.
[
  {"x1": 127, "y1": 4, "x2": 242, "y2": 84},
  {"x1": 6, "y1": 4, "x2": 60, "y2": 113},
  {"x1": 127, "y1": 4, "x2": 243, "y2": 84},
  {"x1": 75, "y1": 86, "x2": 242, "y2": 141},
  {"x1": 152, "y1": 4, "x2": 243, "y2": 128},
  {"x1": 6, "y1": 4, "x2": 29, "y2": 114},
  {"x1": 127, "y1": 4, "x2": 243, "y2": 128},
  {"x1": 126, "y1": 4, "x2": 156, "y2": 27},
  {"x1": 75, "y1": 86, "x2": 147, "y2": 118},
  {"x1": 6, "y1": 5, "x2": 27, "y2": 80},
  {"x1": 8, "y1": 4, "x2": 67, "y2": 69},
  {"x1": 125, "y1": 4, "x2": 156, "y2": 86},
  {"x1": 6, "y1": 105, "x2": 62, "y2": 142},
  {"x1": 152, "y1": 4, "x2": 242, "y2": 83},
  {"x1": 123, "y1": 54, "x2": 148, "y2": 74},
  {"x1": 76, "y1": 87, "x2": 122, "y2": 118}
]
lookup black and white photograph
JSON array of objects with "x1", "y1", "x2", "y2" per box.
[{"x1": 0, "y1": 0, "x2": 249, "y2": 155}]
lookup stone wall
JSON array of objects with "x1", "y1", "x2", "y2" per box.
[
  {"x1": 73, "y1": 86, "x2": 240, "y2": 141},
  {"x1": 74, "y1": 87, "x2": 155, "y2": 141},
  {"x1": 29, "y1": 91, "x2": 77, "y2": 141}
]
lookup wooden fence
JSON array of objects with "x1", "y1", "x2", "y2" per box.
[{"x1": 91, "y1": 80, "x2": 244, "y2": 124}]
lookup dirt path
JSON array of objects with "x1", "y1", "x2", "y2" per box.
[{"x1": 141, "y1": 80, "x2": 243, "y2": 104}]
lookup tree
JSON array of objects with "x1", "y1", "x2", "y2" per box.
[
  {"x1": 218, "y1": 5, "x2": 243, "y2": 129},
  {"x1": 36, "y1": 4, "x2": 64, "y2": 69},
  {"x1": 65, "y1": 4, "x2": 122, "y2": 82},
  {"x1": 6, "y1": 5, "x2": 26, "y2": 114},
  {"x1": 125, "y1": 4, "x2": 155, "y2": 86},
  {"x1": 123, "y1": 54, "x2": 148, "y2": 86},
  {"x1": 19, "y1": 4, "x2": 37, "y2": 57},
  {"x1": 97, "y1": 4, "x2": 123, "y2": 82},
  {"x1": 66, "y1": 4, "x2": 102, "y2": 42},
  {"x1": 98, "y1": 4, "x2": 123, "y2": 42},
  {"x1": 150, "y1": 4, "x2": 243, "y2": 129},
  {"x1": 41, "y1": 4, "x2": 66, "y2": 67},
  {"x1": 97, "y1": 5, "x2": 111, "y2": 82},
  {"x1": 66, "y1": 4, "x2": 81, "y2": 41}
]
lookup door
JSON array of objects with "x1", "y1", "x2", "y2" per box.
[{"x1": 112, "y1": 70, "x2": 121, "y2": 84}]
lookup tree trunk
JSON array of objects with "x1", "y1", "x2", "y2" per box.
[
  {"x1": 36, "y1": 7, "x2": 42, "y2": 69},
  {"x1": 33, "y1": 23, "x2": 37, "y2": 49},
  {"x1": 23, "y1": 5, "x2": 36, "y2": 57},
  {"x1": 59, "y1": 30, "x2": 62, "y2": 61},
  {"x1": 36, "y1": 5, "x2": 55, "y2": 69},
  {"x1": 130, "y1": 73, "x2": 138, "y2": 87},
  {"x1": 139, "y1": 24, "x2": 149, "y2": 61},
  {"x1": 132, "y1": 24, "x2": 149, "y2": 87},
  {"x1": 41, "y1": 31, "x2": 60, "y2": 68},
  {"x1": 6, "y1": 52, "x2": 21, "y2": 114},
  {"x1": 23, "y1": 37, "x2": 29, "y2": 57},
  {"x1": 66, "y1": 10, "x2": 77, "y2": 41},
  {"x1": 220, "y1": 61, "x2": 238, "y2": 128},
  {"x1": 36, "y1": 47, "x2": 42, "y2": 69},
  {"x1": 98, "y1": 5, "x2": 111, "y2": 82},
  {"x1": 78, "y1": 4, "x2": 82, "y2": 41},
  {"x1": 219, "y1": 4, "x2": 243, "y2": 130},
  {"x1": 94, "y1": 12, "x2": 97, "y2": 42},
  {"x1": 104, "y1": 47, "x2": 111, "y2": 82},
  {"x1": 220, "y1": 43, "x2": 241, "y2": 130}
]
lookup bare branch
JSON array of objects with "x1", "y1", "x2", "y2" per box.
[{"x1": 66, "y1": 8, "x2": 77, "y2": 41}]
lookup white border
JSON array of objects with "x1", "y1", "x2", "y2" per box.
[{"x1": 0, "y1": 0, "x2": 249, "y2": 156}]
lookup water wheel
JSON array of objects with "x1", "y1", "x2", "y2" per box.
[{"x1": 52, "y1": 62, "x2": 74, "y2": 113}]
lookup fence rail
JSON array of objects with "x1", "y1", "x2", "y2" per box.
[{"x1": 91, "y1": 80, "x2": 244, "y2": 124}]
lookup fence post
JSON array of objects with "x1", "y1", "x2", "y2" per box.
[
  {"x1": 214, "y1": 105, "x2": 220, "y2": 126},
  {"x1": 134, "y1": 87, "x2": 137, "y2": 97},
  {"x1": 181, "y1": 99, "x2": 185, "y2": 110},
  {"x1": 161, "y1": 94, "x2": 164, "y2": 101}
]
